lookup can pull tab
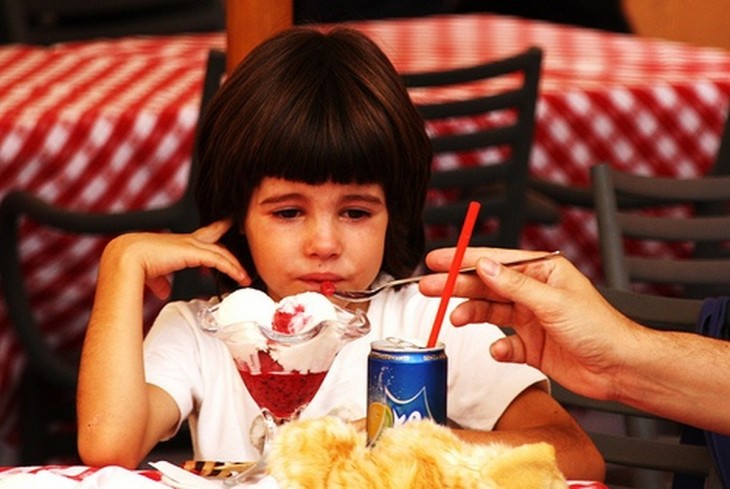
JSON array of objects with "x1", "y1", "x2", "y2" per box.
[{"x1": 384, "y1": 337, "x2": 423, "y2": 349}]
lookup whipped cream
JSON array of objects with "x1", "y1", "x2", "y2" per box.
[{"x1": 208, "y1": 289, "x2": 347, "y2": 374}]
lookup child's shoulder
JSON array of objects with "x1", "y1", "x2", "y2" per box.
[
  {"x1": 149, "y1": 297, "x2": 217, "y2": 336},
  {"x1": 369, "y1": 281, "x2": 436, "y2": 328}
]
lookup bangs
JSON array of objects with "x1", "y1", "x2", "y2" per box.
[{"x1": 245, "y1": 68, "x2": 400, "y2": 187}]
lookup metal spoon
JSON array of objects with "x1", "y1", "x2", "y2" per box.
[
  {"x1": 223, "y1": 410, "x2": 277, "y2": 486},
  {"x1": 330, "y1": 250, "x2": 561, "y2": 302},
  {"x1": 221, "y1": 458, "x2": 265, "y2": 487}
]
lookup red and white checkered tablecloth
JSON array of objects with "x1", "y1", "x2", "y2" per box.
[
  {"x1": 0, "y1": 33, "x2": 226, "y2": 460},
  {"x1": 2, "y1": 13, "x2": 730, "y2": 461},
  {"x1": 0, "y1": 465, "x2": 610, "y2": 488}
]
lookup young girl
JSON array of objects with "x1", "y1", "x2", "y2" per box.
[{"x1": 77, "y1": 27, "x2": 604, "y2": 480}]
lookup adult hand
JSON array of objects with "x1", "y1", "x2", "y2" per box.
[{"x1": 419, "y1": 248, "x2": 638, "y2": 401}]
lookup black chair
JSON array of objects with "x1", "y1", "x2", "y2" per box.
[
  {"x1": 591, "y1": 162, "x2": 730, "y2": 297},
  {"x1": 0, "y1": 0, "x2": 224, "y2": 45},
  {"x1": 552, "y1": 286, "x2": 723, "y2": 488},
  {"x1": 402, "y1": 46, "x2": 543, "y2": 250},
  {"x1": 588, "y1": 162, "x2": 730, "y2": 487},
  {"x1": 709, "y1": 110, "x2": 730, "y2": 177},
  {"x1": 0, "y1": 49, "x2": 225, "y2": 465}
]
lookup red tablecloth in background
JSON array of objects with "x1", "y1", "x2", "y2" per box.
[
  {"x1": 0, "y1": 33, "x2": 225, "y2": 460},
  {"x1": 2, "y1": 13, "x2": 730, "y2": 460}
]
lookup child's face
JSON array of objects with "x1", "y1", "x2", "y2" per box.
[{"x1": 244, "y1": 177, "x2": 388, "y2": 304}]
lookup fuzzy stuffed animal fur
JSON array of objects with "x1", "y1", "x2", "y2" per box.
[{"x1": 267, "y1": 416, "x2": 568, "y2": 489}]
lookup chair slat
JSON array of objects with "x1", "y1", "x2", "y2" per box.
[{"x1": 403, "y1": 47, "x2": 543, "y2": 249}]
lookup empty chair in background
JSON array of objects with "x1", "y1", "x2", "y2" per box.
[
  {"x1": 591, "y1": 162, "x2": 730, "y2": 488},
  {"x1": 402, "y1": 46, "x2": 543, "y2": 250},
  {"x1": 591, "y1": 162, "x2": 730, "y2": 298},
  {"x1": 526, "y1": 107, "x2": 730, "y2": 250},
  {"x1": 552, "y1": 287, "x2": 724, "y2": 489}
]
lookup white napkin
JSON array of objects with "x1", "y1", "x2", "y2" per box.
[
  {"x1": 149, "y1": 462, "x2": 220, "y2": 489},
  {"x1": 149, "y1": 461, "x2": 279, "y2": 489},
  {"x1": 0, "y1": 466, "x2": 167, "y2": 489},
  {"x1": 80, "y1": 467, "x2": 168, "y2": 488},
  {"x1": 0, "y1": 472, "x2": 77, "y2": 489}
]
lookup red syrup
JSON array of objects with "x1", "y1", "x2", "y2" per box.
[
  {"x1": 238, "y1": 352, "x2": 328, "y2": 420},
  {"x1": 320, "y1": 281, "x2": 336, "y2": 297},
  {"x1": 272, "y1": 304, "x2": 305, "y2": 334}
]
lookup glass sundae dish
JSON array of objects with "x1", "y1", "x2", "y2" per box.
[{"x1": 200, "y1": 289, "x2": 370, "y2": 425}]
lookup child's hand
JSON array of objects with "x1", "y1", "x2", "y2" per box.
[{"x1": 103, "y1": 219, "x2": 250, "y2": 299}]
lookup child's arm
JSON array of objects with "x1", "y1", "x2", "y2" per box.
[
  {"x1": 452, "y1": 384, "x2": 606, "y2": 482},
  {"x1": 77, "y1": 220, "x2": 248, "y2": 468}
]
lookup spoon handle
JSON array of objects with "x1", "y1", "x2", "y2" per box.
[
  {"x1": 384, "y1": 251, "x2": 561, "y2": 289},
  {"x1": 333, "y1": 251, "x2": 561, "y2": 302},
  {"x1": 421, "y1": 249, "x2": 561, "y2": 283}
]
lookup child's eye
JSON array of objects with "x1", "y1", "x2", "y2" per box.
[
  {"x1": 274, "y1": 208, "x2": 302, "y2": 219},
  {"x1": 343, "y1": 208, "x2": 372, "y2": 220}
]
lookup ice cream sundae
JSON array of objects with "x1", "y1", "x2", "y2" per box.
[
  {"x1": 200, "y1": 289, "x2": 369, "y2": 422},
  {"x1": 272, "y1": 292, "x2": 337, "y2": 334}
]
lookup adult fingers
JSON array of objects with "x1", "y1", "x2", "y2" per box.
[
  {"x1": 489, "y1": 335, "x2": 528, "y2": 364},
  {"x1": 448, "y1": 297, "x2": 518, "y2": 327},
  {"x1": 473, "y1": 255, "x2": 564, "y2": 314}
]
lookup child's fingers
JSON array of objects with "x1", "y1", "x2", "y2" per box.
[
  {"x1": 147, "y1": 276, "x2": 173, "y2": 300},
  {"x1": 189, "y1": 241, "x2": 249, "y2": 286},
  {"x1": 193, "y1": 219, "x2": 234, "y2": 243},
  {"x1": 186, "y1": 220, "x2": 250, "y2": 285}
]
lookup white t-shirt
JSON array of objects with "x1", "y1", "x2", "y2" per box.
[{"x1": 143, "y1": 282, "x2": 546, "y2": 461}]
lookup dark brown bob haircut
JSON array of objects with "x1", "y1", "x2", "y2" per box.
[{"x1": 195, "y1": 27, "x2": 432, "y2": 291}]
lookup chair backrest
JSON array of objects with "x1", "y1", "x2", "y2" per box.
[
  {"x1": 552, "y1": 286, "x2": 723, "y2": 488},
  {"x1": 709, "y1": 111, "x2": 730, "y2": 176},
  {"x1": 402, "y1": 47, "x2": 543, "y2": 250},
  {"x1": 591, "y1": 163, "x2": 730, "y2": 297},
  {"x1": 0, "y1": 0, "x2": 224, "y2": 45}
]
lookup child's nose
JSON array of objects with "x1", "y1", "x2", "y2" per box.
[{"x1": 305, "y1": 218, "x2": 342, "y2": 257}]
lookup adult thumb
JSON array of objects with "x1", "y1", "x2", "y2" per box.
[{"x1": 475, "y1": 256, "x2": 547, "y2": 308}]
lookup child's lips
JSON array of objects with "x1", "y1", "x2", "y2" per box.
[
  {"x1": 301, "y1": 272, "x2": 342, "y2": 281},
  {"x1": 300, "y1": 273, "x2": 343, "y2": 290}
]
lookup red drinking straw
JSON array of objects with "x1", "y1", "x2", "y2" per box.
[{"x1": 426, "y1": 201, "x2": 481, "y2": 348}]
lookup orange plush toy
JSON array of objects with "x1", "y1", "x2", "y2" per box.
[{"x1": 267, "y1": 416, "x2": 568, "y2": 489}]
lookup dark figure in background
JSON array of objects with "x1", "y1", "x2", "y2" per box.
[
  {"x1": 294, "y1": 0, "x2": 631, "y2": 34},
  {"x1": 453, "y1": 0, "x2": 632, "y2": 33},
  {"x1": 294, "y1": 0, "x2": 451, "y2": 23}
]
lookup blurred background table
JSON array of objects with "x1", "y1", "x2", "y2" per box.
[{"x1": 2, "y1": 12, "x2": 730, "y2": 461}]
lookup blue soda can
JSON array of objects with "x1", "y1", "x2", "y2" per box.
[{"x1": 366, "y1": 337, "x2": 447, "y2": 443}]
